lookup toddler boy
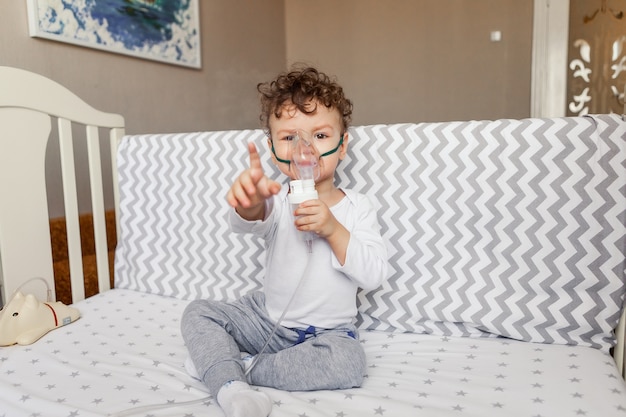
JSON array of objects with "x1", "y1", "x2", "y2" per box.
[{"x1": 181, "y1": 66, "x2": 388, "y2": 417}]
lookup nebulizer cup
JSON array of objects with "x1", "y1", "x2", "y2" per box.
[{"x1": 287, "y1": 130, "x2": 321, "y2": 250}]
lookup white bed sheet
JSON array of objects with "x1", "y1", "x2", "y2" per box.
[{"x1": 1, "y1": 289, "x2": 625, "y2": 417}]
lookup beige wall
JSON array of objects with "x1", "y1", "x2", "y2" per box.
[
  {"x1": 1, "y1": 1, "x2": 286, "y2": 217},
  {"x1": 2, "y1": 1, "x2": 534, "y2": 131},
  {"x1": 1, "y1": 1, "x2": 533, "y2": 217},
  {"x1": 1, "y1": 1, "x2": 286, "y2": 134},
  {"x1": 285, "y1": 0, "x2": 533, "y2": 124}
]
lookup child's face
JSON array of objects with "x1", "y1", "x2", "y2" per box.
[{"x1": 268, "y1": 100, "x2": 348, "y2": 182}]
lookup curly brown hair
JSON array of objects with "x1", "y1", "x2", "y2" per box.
[{"x1": 257, "y1": 65, "x2": 353, "y2": 134}]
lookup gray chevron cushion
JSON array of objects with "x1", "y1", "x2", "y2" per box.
[{"x1": 114, "y1": 114, "x2": 626, "y2": 351}]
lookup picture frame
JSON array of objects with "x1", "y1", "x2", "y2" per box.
[{"x1": 26, "y1": 0, "x2": 202, "y2": 69}]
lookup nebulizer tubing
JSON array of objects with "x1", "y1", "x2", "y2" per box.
[
  {"x1": 2, "y1": 277, "x2": 53, "y2": 307},
  {"x1": 110, "y1": 133, "x2": 320, "y2": 416},
  {"x1": 109, "y1": 258, "x2": 312, "y2": 417},
  {"x1": 108, "y1": 396, "x2": 212, "y2": 417},
  {"x1": 244, "y1": 252, "x2": 312, "y2": 377}
]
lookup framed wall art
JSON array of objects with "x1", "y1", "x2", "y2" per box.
[{"x1": 26, "y1": 0, "x2": 202, "y2": 69}]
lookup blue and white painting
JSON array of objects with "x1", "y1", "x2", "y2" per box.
[{"x1": 27, "y1": 0, "x2": 201, "y2": 68}]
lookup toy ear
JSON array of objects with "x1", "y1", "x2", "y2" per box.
[{"x1": 24, "y1": 294, "x2": 39, "y2": 309}]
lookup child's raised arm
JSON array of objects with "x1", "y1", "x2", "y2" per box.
[{"x1": 226, "y1": 141, "x2": 281, "y2": 221}]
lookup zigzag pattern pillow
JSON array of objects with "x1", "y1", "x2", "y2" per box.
[
  {"x1": 345, "y1": 115, "x2": 626, "y2": 351},
  {"x1": 114, "y1": 130, "x2": 277, "y2": 301},
  {"x1": 114, "y1": 115, "x2": 626, "y2": 351}
]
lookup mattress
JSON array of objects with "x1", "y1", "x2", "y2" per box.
[{"x1": 1, "y1": 289, "x2": 625, "y2": 417}]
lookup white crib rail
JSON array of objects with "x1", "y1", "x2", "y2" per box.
[{"x1": 0, "y1": 66, "x2": 124, "y2": 305}]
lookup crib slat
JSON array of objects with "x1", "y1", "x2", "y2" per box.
[
  {"x1": 0, "y1": 108, "x2": 56, "y2": 305},
  {"x1": 58, "y1": 117, "x2": 86, "y2": 302},
  {"x1": 110, "y1": 127, "x2": 125, "y2": 247},
  {"x1": 86, "y1": 125, "x2": 111, "y2": 294}
]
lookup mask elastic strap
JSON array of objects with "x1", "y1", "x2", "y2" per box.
[
  {"x1": 319, "y1": 133, "x2": 344, "y2": 158},
  {"x1": 270, "y1": 132, "x2": 344, "y2": 164},
  {"x1": 270, "y1": 140, "x2": 291, "y2": 165}
]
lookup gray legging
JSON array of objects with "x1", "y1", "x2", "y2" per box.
[{"x1": 181, "y1": 291, "x2": 366, "y2": 396}]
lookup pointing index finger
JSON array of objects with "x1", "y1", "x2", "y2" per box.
[{"x1": 248, "y1": 141, "x2": 262, "y2": 170}]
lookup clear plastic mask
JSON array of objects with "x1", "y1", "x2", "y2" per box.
[
  {"x1": 269, "y1": 129, "x2": 344, "y2": 180},
  {"x1": 289, "y1": 130, "x2": 321, "y2": 181}
]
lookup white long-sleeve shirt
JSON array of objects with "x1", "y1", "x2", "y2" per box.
[{"x1": 229, "y1": 186, "x2": 388, "y2": 329}]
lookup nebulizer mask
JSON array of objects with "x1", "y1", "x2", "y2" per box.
[
  {"x1": 280, "y1": 130, "x2": 325, "y2": 251},
  {"x1": 287, "y1": 130, "x2": 321, "y2": 203}
]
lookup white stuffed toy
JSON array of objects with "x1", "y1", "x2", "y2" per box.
[{"x1": 0, "y1": 292, "x2": 80, "y2": 346}]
